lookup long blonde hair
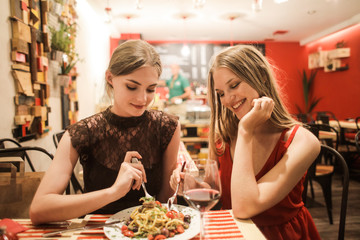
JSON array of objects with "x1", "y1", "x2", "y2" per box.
[
  {"x1": 208, "y1": 45, "x2": 298, "y2": 156},
  {"x1": 105, "y1": 40, "x2": 162, "y2": 98}
]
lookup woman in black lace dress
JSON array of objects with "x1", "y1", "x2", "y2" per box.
[{"x1": 30, "y1": 40, "x2": 181, "y2": 224}]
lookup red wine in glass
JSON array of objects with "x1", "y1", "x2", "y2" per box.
[
  {"x1": 184, "y1": 188, "x2": 220, "y2": 212},
  {"x1": 183, "y1": 159, "x2": 221, "y2": 240}
]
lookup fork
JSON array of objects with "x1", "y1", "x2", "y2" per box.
[
  {"x1": 131, "y1": 157, "x2": 153, "y2": 199},
  {"x1": 167, "y1": 161, "x2": 186, "y2": 211}
]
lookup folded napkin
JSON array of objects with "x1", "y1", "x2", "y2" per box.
[
  {"x1": 0, "y1": 218, "x2": 28, "y2": 234},
  {"x1": 191, "y1": 210, "x2": 245, "y2": 240}
]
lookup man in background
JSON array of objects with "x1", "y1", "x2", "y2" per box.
[{"x1": 166, "y1": 64, "x2": 191, "y2": 104}]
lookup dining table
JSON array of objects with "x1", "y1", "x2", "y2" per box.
[
  {"x1": 318, "y1": 130, "x2": 337, "y2": 140},
  {"x1": 1, "y1": 141, "x2": 266, "y2": 239},
  {"x1": 329, "y1": 120, "x2": 358, "y2": 130},
  {"x1": 329, "y1": 119, "x2": 359, "y2": 146},
  {"x1": 6, "y1": 210, "x2": 266, "y2": 240}
]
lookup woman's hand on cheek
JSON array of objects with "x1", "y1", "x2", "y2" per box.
[
  {"x1": 252, "y1": 97, "x2": 274, "y2": 120},
  {"x1": 239, "y1": 97, "x2": 274, "y2": 133}
]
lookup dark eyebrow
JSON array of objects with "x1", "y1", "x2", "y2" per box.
[
  {"x1": 126, "y1": 79, "x2": 141, "y2": 85},
  {"x1": 126, "y1": 79, "x2": 158, "y2": 88}
]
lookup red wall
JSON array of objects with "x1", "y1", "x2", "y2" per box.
[
  {"x1": 265, "y1": 24, "x2": 360, "y2": 120},
  {"x1": 264, "y1": 42, "x2": 305, "y2": 115},
  {"x1": 300, "y1": 24, "x2": 360, "y2": 120}
]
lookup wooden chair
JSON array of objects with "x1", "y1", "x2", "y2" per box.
[
  {"x1": 52, "y1": 131, "x2": 84, "y2": 194},
  {"x1": 303, "y1": 145, "x2": 349, "y2": 240},
  {"x1": 313, "y1": 111, "x2": 339, "y2": 125}
]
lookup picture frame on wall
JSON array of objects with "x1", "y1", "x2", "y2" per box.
[
  {"x1": 308, "y1": 51, "x2": 328, "y2": 69},
  {"x1": 308, "y1": 52, "x2": 319, "y2": 69}
]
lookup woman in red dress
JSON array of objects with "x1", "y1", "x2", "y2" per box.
[{"x1": 206, "y1": 45, "x2": 321, "y2": 239}]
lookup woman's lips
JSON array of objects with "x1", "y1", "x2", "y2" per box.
[
  {"x1": 232, "y1": 99, "x2": 246, "y2": 111},
  {"x1": 132, "y1": 104, "x2": 145, "y2": 109}
]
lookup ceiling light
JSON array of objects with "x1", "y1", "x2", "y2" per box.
[
  {"x1": 135, "y1": 0, "x2": 143, "y2": 10},
  {"x1": 105, "y1": 0, "x2": 112, "y2": 23},
  {"x1": 181, "y1": 44, "x2": 190, "y2": 57},
  {"x1": 179, "y1": 14, "x2": 192, "y2": 57}
]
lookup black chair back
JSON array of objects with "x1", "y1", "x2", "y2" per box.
[
  {"x1": 303, "y1": 145, "x2": 349, "y2": 240},
  {"x1": 52, "y1": 131, "x2": 84, "y2": 194},
  {"x1": 0, "y1": 146, "x2": 53, "y2": 177},
  {"x1": 0, "y1": 138, "x2": 36, "y2": 172},
  {"x1": 53, "y1": 130, "x2": 65, "y2": 148},
  {"x1": 0, "y1": 146, "x2": 54, "y2": 159},
  {"x1": 355, "y1": 117, "x2": 360, "y2": 131},
  {"x1": 355, "y1": 131, "x2": 360, "y2": 154}
]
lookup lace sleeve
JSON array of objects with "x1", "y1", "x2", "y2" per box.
[
  {"x1": 160, "y1": 112, "x2": 179, "y2": 152},
  {"x1": 66, "y1": 119, "x2": 91, "y2": 161}
]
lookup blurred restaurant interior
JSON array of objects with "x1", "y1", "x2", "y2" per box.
[{"x1": 0, "y1": 0, "x2": 360, "y2": 238}]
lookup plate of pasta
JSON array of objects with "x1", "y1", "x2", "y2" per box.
[{"x1": 104, "y1": 197, "x2": 200, "y2": 240}]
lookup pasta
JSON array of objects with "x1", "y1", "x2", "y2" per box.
[{"x1": 121, "y1": 197, "x2": 191, "y2": 239}]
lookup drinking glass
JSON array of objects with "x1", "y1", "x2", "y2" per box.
[{"x1": 183, "y1": 159, "x2": 221, "y2": 240}]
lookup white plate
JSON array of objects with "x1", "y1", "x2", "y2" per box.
[{"x1": 104, "y1": 204, "x2": 200, "y2": 240}]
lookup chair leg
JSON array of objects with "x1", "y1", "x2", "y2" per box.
[
  {"x1": 315, "y1": 177, "x2": 333, "y2": 224},
  {"x1": 25, "y1": 153, "x2": 36, "y2": 172}
]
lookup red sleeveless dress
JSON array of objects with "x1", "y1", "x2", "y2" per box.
[{"x1": 218, "y1": 125, "x2": 321, "y2": 240}]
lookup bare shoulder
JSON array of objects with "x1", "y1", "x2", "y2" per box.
[
  {"x1": 288, "y1": 125, "x2": 321, "y2": 162},
  {"x1": 293, "y1": 125, "x2": 320, "y2": 144}
]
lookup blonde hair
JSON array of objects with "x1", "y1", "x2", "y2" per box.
[
  {"x1": 105, "y1": 40, "x2": 162, "y2": 98},
  {"x1": 208, "y1": 45, "x2": 299, "y2": 156}
]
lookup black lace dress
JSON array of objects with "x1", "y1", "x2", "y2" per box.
[{"x1": 67, "y1": 107, "x2": 178, "y2": 214}]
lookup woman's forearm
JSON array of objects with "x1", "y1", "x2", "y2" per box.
[
  {"x1": 30, "y1": 186, "x2": 124, "y2": 225},
  {"x1": 231, "y1": 131, "x2": 261, "y2": 218}
]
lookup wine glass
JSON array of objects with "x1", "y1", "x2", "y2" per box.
[{"x1": 183, "y1": 159, "x2": 221, "y2": 240}]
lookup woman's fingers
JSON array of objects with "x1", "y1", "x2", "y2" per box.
[
  {"x1": 169, "y1": 167, "x2": 185, "y2": 191},
  {"x1": 169, "y1": 170, "x2": 179, "y2": 190},
  {"x1": 123, "y1": 151, "x2": 142, "y2": 163},
  {"x1": 123, "y1": 151, "x2": 147, "y2": 183},
  {"x1": 251, "y1": 97, "x2": 274, "y2": 116},
  {"x1": 131, "y1": 161, "x2": 147, "y2": 183},
  {"x1": 118, "y1": 162, "x2": 143, "y2": 190}
]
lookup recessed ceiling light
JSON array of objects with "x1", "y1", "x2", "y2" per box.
[
  {"x1": 220, "y1": 12, "x2": 247, "y2": 20},
  {"x1": 273, "y1": 30, "x2": 288, "y2": 35}
]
